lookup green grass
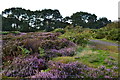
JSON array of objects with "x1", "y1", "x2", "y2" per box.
[
  {"x1": 74, "y1": 46, "x2": 118, "y2": 68},
  {"x1": 0, "y1": 31, "x2": 10, "y2": 35},
  {"x1": 52, "y1": 56, "x2": 75, "y2": 64},
  {"x1": 0, "y1": 31, "x2": 20, "y2": 35},
  {"x1": 52, "y1": 46, "x2": 118, "y2": 69}
]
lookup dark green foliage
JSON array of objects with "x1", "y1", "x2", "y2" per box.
[
  {"x1": 2, "y1": 8, "x2": 68, "y2": 32},
  {"x1": 93, "y1": 29, "x2": 106, "y2": 39},
  {"x1": 106, "y1": 29, "x2": 119, "y2": 41},
  {"x1": 70, "y1": 11, "x2": 111, "y2": 29},
  {"x1": 93, "y1": 22, "x2": 119, "y2": 41},
  {"x1": 2, "y1": 7, "x2": 111, "y2": 32}
]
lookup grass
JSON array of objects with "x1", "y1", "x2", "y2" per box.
[
  {"x1": 76, "y1": 46, "x2": 118, "y2": 68},
  {"x1": 0, "y1": 31, "x2": 10, "y2": 35},
  {"x1": 0, "y1": 31, "x2": 20, "y2": 35},
  {"x1": 52, "y1": 46, "x2": 118, "y2": 69},
  {"x1": 52, "y1": 56, "x2": 75, "y2": 64}
]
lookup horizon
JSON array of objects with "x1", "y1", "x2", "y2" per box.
[{"x1": 0, "y1": 0, "x2": 119, "y2": 21}]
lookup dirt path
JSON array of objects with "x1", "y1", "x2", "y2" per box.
[
  {"x1": 0, "y1": 40, "x2": 2, "y2": 52},
  {"x1": 89, "y1": 39, "x2": 120, "y2": 47},
  {"x1": 88, "y1": 39, "x2": 119, "y2": 52}
]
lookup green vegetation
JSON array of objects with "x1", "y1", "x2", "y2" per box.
[
  {"x1": 1, "y1": 7, "x2": 119, "y2": 79},
  {"x1": 75, "y1": 47, "x2": 118, "y2": 68},
  {"x1": 0, "y1": 31, "x2": 20, "y2": 35},
  {"x1": 59, "y1": 26, "x2": 91, "y2": 46},
  {"x1": 2, "y1": 30, "x2": 118, "y2": 78},
  {"x1": 38, "y1": 47, "x2": 46, "y2": 57},
  {"x1": 18, "y1": 46, "x2": 30, "y2": 56},
  {"x1": 53, "y1": 28, "x2": 65, "y2": 34},
  {"x1": 52, "y1": 56, "x2": 75, "y2": 63},
  {"x1": 2, "y1": 7, "x2": 111, "y2": 32},
  {"x1": 92, "y1": 22, "x2": 119, "y2": 41},
  {"x1": 52, "y1": 46, "x2": 118, "y2": 69}
]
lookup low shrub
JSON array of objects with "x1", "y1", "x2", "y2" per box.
[
  {"x1": 59, "y1": 26, "x2": 90, "y2": 46},
  {"x1": 3, "y1": 54, "x2": 47, "y2": 77},
  {"x1": 92, "y1": 22, "x2": 119, "y2": 41},
  {"x1": 53, "y1": 28, "x2": 65, "y2": 34},
  {"x1": 30, "y1": 61, "x2": 118, "y2": 78},
  {"x1": 2, "y1": 32, "x2": 77, "y2": 61}
]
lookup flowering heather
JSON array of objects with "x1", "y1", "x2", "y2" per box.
[
  {"x1": 47, "y1": 47, "x2": 76, "y2": 57},
  {"x1": 2, "y1": 32, "x2": 118, "y2": 79},
  {"x1": 31, "y1": 72, "x2": 54, "y2": 78},
  {"x1": 4, "y1": 54, "x2": 47, "y2": 77},
  {"x1": 3, "y1": 56, "x2": 118, "y2": 78},
  {"x1": 2, "y1": 32, "x2": 77, "y2": 61},
  {"x1": 30, "y1": 61, "x2": 118, "y2": 78}
]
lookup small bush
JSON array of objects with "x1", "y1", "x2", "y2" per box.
[
  {"x1": 92, "y1": 22, "x2": 119, "y2": 41},
  {"x1": 53, "y1": 28, "x2": 65, "y2": 34},
  {"x1": 59, "y1": 26, "x2": 90, "y2": 46},
  {"x1": 4, "y1": 55, "x2": 47, "y2": 77},
  {"x1": 30, "y1": 61, "x2": 118, "y2": 78},
  {"x1": 2, "y1": 32, "x2": 77, "y2": 61}
]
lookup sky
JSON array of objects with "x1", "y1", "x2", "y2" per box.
[
  {"x1": 0, "y1": 0, "x2": 119, "y2": 21},
  {"x1": 118, "y1": 1, "x2": 120, "y2": 18}
]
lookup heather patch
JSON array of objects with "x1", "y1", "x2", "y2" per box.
[
  {"x1": 2, "y1": 31, "x2": 118, "y2": 79},
  {"x1": 2, "y1": 32, "x2": 77, "y2": 61},
  {"x1": 3, "y1": 54, "x2": 47, "y2": 77},
  {"x1": 30, "y1": 61, "x2": 118, "y2": 78}
]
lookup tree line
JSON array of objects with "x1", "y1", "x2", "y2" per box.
[{"x1": 2, "y1": 7, "x2": 111, "y2": 32}]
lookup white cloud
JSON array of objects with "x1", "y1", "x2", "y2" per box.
[
  {"x1": 0, "y1": 0, "x2": 119, "y2": 21},
  {"x1": 119, "y1": 1, "x2": 120, "y2": 18}
]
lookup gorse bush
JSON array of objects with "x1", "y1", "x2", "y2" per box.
[
  {"x1": 93, "y1": 29, "x2": 106, "y2": 39},
  {"x1": 106, "y1": 29, "x2": 119, "y2": 41},
  {"x1": 93, "y1": 22, "x2": 120, "y2": 41},
  {"x1": 59, "y1": 25, "x2": 90, "y2": 46},
  {"x1": 53, "y1": 28, "x2": 65, "y2": 34}
]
